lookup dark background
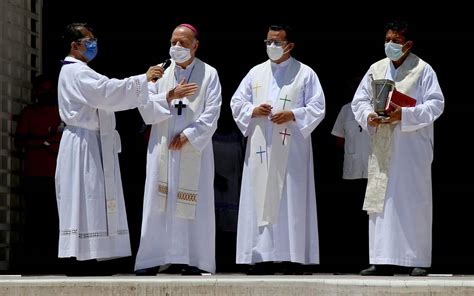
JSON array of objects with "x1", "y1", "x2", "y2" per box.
[{"x1": 36, "y1": 1, "x2": 474, "y2": 274}]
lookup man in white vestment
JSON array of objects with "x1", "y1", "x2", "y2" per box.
[
  {"x1": 134, "y1": 24, "x2": 222, "y2": 275},
  {"x1": 352, "y1": 20, "x2": 444, "y2": 276},
  {"x1": 231, "y1": 24, "x2": 325, "y2": 275},
  {"x1": 332, "y1": 102, "x2": 371, "y2": 180},
  {"x1": 331, "y1": 101, "x2": 371, "y2": 265},
  {"x1": 55, "y1": 23, "x2": 164, "y2": 267}
]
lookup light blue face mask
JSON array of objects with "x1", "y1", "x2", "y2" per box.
[
  {"x1": 83, "y1": 39, "x2": 98, "y2": 62},
  {"x1": 384, "y1": 42, "x2": 406, "y2": 61}
]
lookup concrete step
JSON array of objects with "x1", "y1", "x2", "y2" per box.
[{"x1": 1, "y1": 274, "x2": 473, "y2": 295}]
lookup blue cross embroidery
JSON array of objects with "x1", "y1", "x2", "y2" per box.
[
  {"x1": 279, "y1": 95, "x2": 291, "y2": 110},
  {"x1": 279, "y1": 128, "x2": 291, "y2": 145},
  {"x1": 256, "y1": 146, "x2": 266, "y2": 163}
]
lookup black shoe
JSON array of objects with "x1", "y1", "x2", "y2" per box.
[
  {"x1": 181, "y1": 266, "x2": 205, "y2": 276},
  {"x1": 410, "y1": 267, "x2": 428, "y2": 277},
  {"x1": 360, "y1": 265, "x2": 395, "y2": 276},
  {"x1": 135, "y1": 266, "x2": 159, "y2": 276},
  {"x1": 161, "y1": 264, "x2": 186, "y2": 274},
  {"x1": 246, "y1": 262, "x2": 274, "y2": 275},
  {"x1": 281, "y1": 262, "x2": 305, "y2": 275}
]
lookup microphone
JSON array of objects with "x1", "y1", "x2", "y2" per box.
[
  {"x1": 152, "y1": 59, "x2": 171, "y2": 82},
  {"x1": 162, "y1": 59, "x2": 171, "y2": 69}
]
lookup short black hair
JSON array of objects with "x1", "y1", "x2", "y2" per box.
[
  {"x1": 384, "y1": 20, "x2": 414, "y2": 41},
  {"x1": 269, "y1": 24, "x2": 293, "y2": 42},
  {"x1": 63, "y1": 23, "x2": 93, "y2": 44}
]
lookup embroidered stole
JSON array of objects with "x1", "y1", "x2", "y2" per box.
[
  {"x1": 249, "y1": 59, "x2": 303, "y2": 226},
  {"x1": 97, "y1": 110, "x2": 121, "y2": 236},
  {"x1": 363, "y1": 54, "x2": 426, "y2": 214},
  {"x1": 156, "y1": 60, "x2": 204, "y2": 219}
]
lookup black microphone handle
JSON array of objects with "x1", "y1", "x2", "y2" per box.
[{"x1": 152, "y1": 59, "x2": 171, "y2": 82}]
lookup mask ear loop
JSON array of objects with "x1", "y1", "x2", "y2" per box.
[
  {"x1": 400, "y1": 42, "x2": 410, "y2": 56},
  {"x1": 282, "y1": 42, "x2": 292, "y2": 56}
]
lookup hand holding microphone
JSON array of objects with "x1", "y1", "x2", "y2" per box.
[
  {"x1": 146, "y1": 59, "x2": 171, "y2": 82},
  {"x1": 153, "y1": 59, "x2": 171, "y2": 82},
  {"x1": 161, "y1": 59, "x2": 171, "y2": 70}
]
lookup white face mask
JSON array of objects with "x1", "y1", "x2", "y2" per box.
[
  {"x1": 384, "y1": 42, "x2": 406, "y2": 61},
  {"x1": 267, "y1": 43, "x2": 284, "y2": 61},
  {"x1": 169, "y1": 45, "x2": 191, "y2": 63}
]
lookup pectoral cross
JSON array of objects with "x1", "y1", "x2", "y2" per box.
[
  {"x1": 256, "y1": 146, "x2": 267, "y2": 163},
  {"x1": 279, "y1": 128, "x2": 291, "y2": 145},
  {"x1": 279, "y1": 95, "x2": 291, "y2": 109},
  {"x1": 174, "y1": 100, "x2": 187, "y2": 115}
]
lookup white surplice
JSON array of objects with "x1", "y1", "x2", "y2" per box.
[
  {"x1": 135, "y1": 58, "x2": 221, "y2": 273},
  {"x1": 231, "y1": 57, "x2": 325, "y2": 264},
  {"x1": 331, "y1": 103, "x2": 371, "y2": 179},
  {"x1": 352, "y1": 53, "x2": 444, "y2": 267},
  {"x1": 56, "y1": 56, "x2": 150, "y2": 260}
]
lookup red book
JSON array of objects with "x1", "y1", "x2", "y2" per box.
[{"x1": 385, "y1": 89, "x2": 416, "y2": 113}]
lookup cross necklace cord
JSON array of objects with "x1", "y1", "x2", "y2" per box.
[{"x1": 174, "y1": 64, "x2": 195, "y2": 115}]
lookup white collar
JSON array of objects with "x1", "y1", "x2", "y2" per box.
[
  {"x1": 271, "y1": 57, "x2": 292, "y2": 69},
  {"x1": 65, "y1": 56, "x2": 87, "y2": 65}
]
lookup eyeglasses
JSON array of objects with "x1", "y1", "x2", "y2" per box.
[
  {"x1": 264, "y1": 39, "x2": 287, "y2": 46},
  {"x1": 76, "y1": 37, "x2": 98, "y2": 44}
]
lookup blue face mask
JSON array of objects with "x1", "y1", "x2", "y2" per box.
[
  {"x1": 83, "y1": 40, "x2": 98, "y2": 62},
  {"x1": 384, "y1": 42, "x2": 406, "y2": 61}
]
